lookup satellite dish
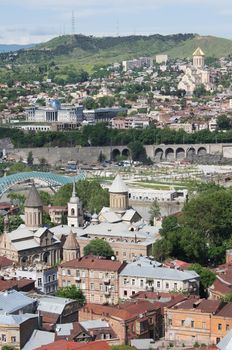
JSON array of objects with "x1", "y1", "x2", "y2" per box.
[{"x1": 111, "y1": 256, "x2": 116, "y2": 261}]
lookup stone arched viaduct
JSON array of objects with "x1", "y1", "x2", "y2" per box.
[{"x1": 9, "y1": 143, "x2": 232, "y2": 165}]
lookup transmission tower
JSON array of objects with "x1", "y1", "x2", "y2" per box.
[{"x1": 72, "y1": 11, "x2": 76, "y2": 35}]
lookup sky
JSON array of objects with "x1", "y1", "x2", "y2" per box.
[{"x1": 0, "y1": 0, "x2": 232, "y2": 44}]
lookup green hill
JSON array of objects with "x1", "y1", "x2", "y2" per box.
[
  {"x1": 0, "y1": 33, "x2": 232, "y2": 83},
  {"x1": 165, "y1": 35, "x2": 232, "y2": 58}
]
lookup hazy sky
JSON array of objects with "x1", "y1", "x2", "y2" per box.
[{"x1": 1, "y1": 0, "x2": 232, "y2": 44}]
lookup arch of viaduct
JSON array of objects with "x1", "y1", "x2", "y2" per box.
[
  {"x1": 111, "y1": 144, "x2": 211, "y2": 161},
  {"x1": 153, "y1": 144, "x2": 209, "y2": 161}
]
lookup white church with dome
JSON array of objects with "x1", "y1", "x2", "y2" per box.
[{"x1": 178, "y1": 47, "x2": 213, "y2": 94}]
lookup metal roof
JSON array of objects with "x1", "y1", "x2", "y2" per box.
[
  {"x1": 22, "y1": 329, "x2": 55, "y2": 350},
  {"x1": 0, "y1": 290, "x2": 35, "y2": 313},
  {"x1": 80, "y1": 320, "x2": 109, "y2": 330},
  {"x1": 109, "y1": 174, "x2": 128, "y2": 193},
  {"x1": 120, "y1": 261, "x2": 199, "y2": 281},
  {"x1": 38, "y1": 296, "x2": 75, "y2": 314},
  {"x1": 0, "y1": 171, "x2": 86, "y2": 197}
]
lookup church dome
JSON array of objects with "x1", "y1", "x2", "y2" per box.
[
  {"x1": 193, "y1": 47, "x2": 205, "y2": 56},
  {"x1": 109, "y1": 174, "x2": 128, "y2": 193},
  {"x1": 63, "y1": 230, "x2": 79, "y2": 250},
  {"x1": 25, "y1": 184, "x2": 43, "y2": 208}
]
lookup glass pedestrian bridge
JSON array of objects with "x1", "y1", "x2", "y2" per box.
[{"x1": 0, "y1": 171, "x2": 86, "y2": 197}]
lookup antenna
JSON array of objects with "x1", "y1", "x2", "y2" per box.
[
  {"x1": 116, "y1": 19, "x2": 119, "y2": 37},
  {"x1": 72, "y1": 10, "x2": 76, "y2": 35}
]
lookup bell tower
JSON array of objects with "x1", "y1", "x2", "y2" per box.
[
  {"x1": 24, "y1": 183, "x2": 43, "y2": 230},
  {"x1": 193, "y1": 47, "x2": 205, "y2": 68},
  {"x1": 67, "y1": 181, "x2": 83, "y2": 227}
]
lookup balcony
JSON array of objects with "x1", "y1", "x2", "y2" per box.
[
  {"x1": 104, "y1": 278, "x2": 110, "y2": 284},
  {"x1": 76, "y1": 276, "x2": 81, "y2": 282},
  {"x1": 105, "y1": 290, "x2": 111, "y2": 297}
]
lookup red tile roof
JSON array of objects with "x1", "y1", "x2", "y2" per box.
[
  {"x1": 35, "y1": 340, "x2": 110, "y2": 350},
  {"x1": 0, "y1": 256, "x2": 14, "y2": 268},
  {"x1": 81, "y1": 300, "x2": 158, "y2": 321},
  {"x1": 60, "y1": 255, "x2": 124, "y2": 272},
  {"x1": 216, "y1": 302, "x2": 232, "y2": 317},
  {"x1": 210, "y1": 277, "x2": 232, "y2": 296},
  {"x1": 174, "y1": 298, "x2": 221, "y2": 313}
]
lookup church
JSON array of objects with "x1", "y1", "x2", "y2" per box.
[
  {"x1": 0, "y1": 184, "x2": 61, "y2": 266},
  {"x1": 178, "y1": 47, "x2": 212, "y2": 94}
]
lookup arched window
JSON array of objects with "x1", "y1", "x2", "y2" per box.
[{"x1": 71, "y1": 208, "x2": 75, "y2": 216}]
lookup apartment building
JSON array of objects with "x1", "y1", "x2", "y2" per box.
[
  {"x1": 165, "y1": 298, "x2": 232, "y2": 346},
  {"x1": 119, "y1": 257, "x2": 199, "y2": 299},
  {"x1": 58, "y1": 256, "x2": 126, "y2": 304},
  {"x1": 79, "y1": 300, "x2": 162, "y2": 344},
  {"x1": 0, "y1": 314, "x2": 38, "y2": 349}
]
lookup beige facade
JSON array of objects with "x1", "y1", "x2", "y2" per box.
[
  {"x1": 0, "y1": 315, "x2": 38, "y2": 349},
  {"x1": 110, "y1": 192, "x2": 129, "y2": 212},
  {"x1": 58, "y1": 256, "x2": 125, "y2": 304}
]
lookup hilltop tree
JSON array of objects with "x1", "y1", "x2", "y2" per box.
[
  {"x1": 84, "y1": 239, "x2": 114, "y2": 258},
  {"x1": 149, "y1": 200, "x2": 161, "y2": 225},
  {"x1": 56, "y1": 285, "x2": 85, "y2": 306}
]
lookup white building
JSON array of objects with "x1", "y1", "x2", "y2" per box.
[
  {"x1": 25, "y1": 101, "x2": 83, "y2": 124},
  {"x1": 178, "y1": 48, "x2": 212, "y2": 94},
  {"x1": 122, "y1": 57, "x2": 153, "y2": 72},
  {"x1": 156, "y1": 54, "x2": 168, "y2": 64},
  {"x1": 4, "y1": 266, "x2": 58, "y2": 294},
  {"x1": 119, "y1": 257, "x2": 199, "y2": 299}
]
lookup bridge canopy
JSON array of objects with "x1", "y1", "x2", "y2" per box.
[{"x1": 0, "y1": 171, "x2": 85, "y2": 197}]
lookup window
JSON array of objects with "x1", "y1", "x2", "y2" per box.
[
  {"x1": 53, "y1": 274, "x2": 56, "y2": 281},
  {"x1": 2, "y1": 334, "x2": 6, "y2": 342},
  {"x1": 166, "y1": 282, "x2": 169, "y2": 289},
  {"x1": 76, "y1": 270, "x2": 80, "y2": 277},
  {"x1": 123, "y1": 252, "x2": 126, "y2": 256},
  {"x1": 226, "y1": 324, "x2": 230, "y2": 331},
  {"x1": 90, "y1": 283, "x2": 94, "y2": 291},
  {"x1": 181, "y1": 320, "x2": 185, "y2": 326},
  {"x1": 191, "y1": 321, "x2": 194, "y2": 328},
  {"x1": 123, "y1": 278, "x2": 127, "y2": 285},
  {"x1": 38, "y1": 278, "x2": 42, "y2": 286},
  {"x1": 140, "y1": 280, "x2": 144, "y2": 287},
  {"x1": 124, "y1": 290, "x2": 127, "y2": 296},
  {"x1": 202, "y1": 322, "x2": 206, "y2": 329},
  {"x1": 100, "y1": 284, "x2": 103, "y2": 291},
  {"x1": 67, "y1": 269, "x2": 71, "y2": 275},
  {"x1": 132, "y1": 291, "x2": 135, "y2": 295},
  {"x1": 132, "y1": 279, "x2": 135, "y2": 286},
  {"x1": 218, "y1": 323, "x2": 222, "y2": 330},
  {"x1": 82, "y1": 271, "x2": 86, "y2": 278},
  {"x1": 90, "y1": 294, "x2": 94, "y2": 302},
  {"x1": 90, "y1": 271, "x2": 94, "y2": 278},
  {"x1": 169, "y1": 319, "x2": 172, "y2": 326},
  {"x1": 157, "y1": 281, "x2": 160, "y2": 288},
  {"x1": 174, "y1": 283, "x2": 178, "y2": 290},
  {"x1": 11, "y1": 336, "x2": 16, "y2": 343}
]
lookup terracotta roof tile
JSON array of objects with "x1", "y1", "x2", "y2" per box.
[
  {"x1": 35, "y1": 340, "x2": 110, "y2": 350},
  {"x1": 60, "y1": 256, "x2": 124, "y2": 272}
]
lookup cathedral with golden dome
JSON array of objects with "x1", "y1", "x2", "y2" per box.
[{"x1": 178, "y1": 47, "x2": 213, "y2": 94}]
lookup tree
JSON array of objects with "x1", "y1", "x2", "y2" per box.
[
  {"x1": 7, "y1": 163, "x2": 31, "y2": 175},
  {"x1": 193, "y1": 84, "x2": 207, "y2": 98},
  {"x1": 128, "y1": 141, "x2": 147, "y2": 162},
  {"x1": 98, "y1": 151, "x2": 106, "y2": 163},
  {"x1": 0, "y1": 215, "x2": 24, "y2": 234},
  {"x1": 217, "y1": 115, "x2": 231, "y2": 130},
  {"x1": 84, "y1": 239, "x2": 114, "y2": 258},
  {"x1": 189, "y1": 263, "x2": 216, "y2": 297},
  {"x1": 223, "y1": 292, "x2": 232, "y2": 302},
  {"x1": 2, "y1": 346, "x2": 17, "y2": 350},
  {"x1": 149, "y1": 200, "x2": 161, "y2": 225},
  {"x1": 27, "y1": 151, "x2": 34, "y2": 166},
  {"x1": 52, "y1": 180, "x2": 109, "y2": 213},
  {"x1": 56, "y1": 285, "x2": 85, "y2": 306},
  {"x1": 7, "y1": 192, "x2": 26, "y2": 213}
]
